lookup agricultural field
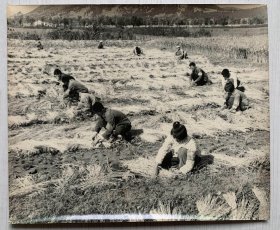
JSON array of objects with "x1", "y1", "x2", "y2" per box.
[{"x1": 8, "y1": 36, "x2": 269, "y2": 223}]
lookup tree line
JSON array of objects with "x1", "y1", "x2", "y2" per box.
[{"x1": 8, "y1": 13, "x2": 267, "y2": 28}]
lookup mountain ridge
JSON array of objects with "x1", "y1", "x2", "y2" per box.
[{"x1": 22, "y1": 4, "x2": 267, "y2": 19}]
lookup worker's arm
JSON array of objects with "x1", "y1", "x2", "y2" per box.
[
  {"x1": 189, "y1": 75, "x2": 193, "y2": 85},
  {"x1": 233, "y1": 75, "x2": 238, "y2": 88},
  {"x1": 231, "y1": 92, "x2": 241, "y2": 111},
  {"x1": 224, "y1": 92, "x2": 231, "y2": 101},
  {"x1": 63, "y1": 89, "x2": 70, "y2": 99},
  {"x1": 179, "y1": 141, "x2": 197, "y2": 174},
  {"x1": 102, "y1": 122, "x2": 114, "y2": 139},
  {"x1": 193, "y1": 70, "x2": 203, "y2": 84},
  {"x1": 154, "y1": 136, "x2": 173, "y2": 177},
  {"x1": 155, "y1": 136, "x2": 173, "y2": 165},
  {"x1": 92, "y1": 133, "x2": 105, "y2": 146},
  {"x1": 179, "y1": 154, "x2": 195, "y2": 174},
  {"x1": 102, "y1": 111, "x2": 115, "y2": 139},
  {"x1": 63, "y1": 80, "x2": 74, "y2": 98},
  {"x1": 221, "y1": 78, "x2": 226, "y2": 89}
]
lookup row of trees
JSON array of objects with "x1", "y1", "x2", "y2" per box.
[{"x1": 8, "y1": 13, "x2": 267, "y2": 28}]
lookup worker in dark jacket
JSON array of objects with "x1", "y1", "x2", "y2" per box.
[
  {"x1": 63, "y1": 79, "x2": 89, "y2": 103},
  {"x1": 91, "y1": 102, "x2": 132, "y2": 144},
  {"x1": 98, "y1": 41, "x2": 104, "y2": 49},
  {"x1": 54, "y1": 69, "x2": 88, "y2": 105},
  {"x1": 54, "y1": 69, "x2": 75, "y2": 91},
  {"x1": 37, "y1": 41, "x2": 43, "y2": 50},
  {"x1": 189, "y1": 62, "x2": 212, "y2": 86},
  {"x1": 133, "y1": 46, "x2": 143, "y2": 56}
]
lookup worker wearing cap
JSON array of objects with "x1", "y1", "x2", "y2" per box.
[{"x1": 175, "y1": 46, "x2": 188, "y2": 60}]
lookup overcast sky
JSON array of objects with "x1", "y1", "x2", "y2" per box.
[
  {"x1": 7, "y1": 5, "x2": 37, "y2": 17},
  {"x1": 7, "y1": 4, "x2": 265, "y2": 17},
  {"x1": 218, "y1": 4, "x2": 264, "y2": 9}
]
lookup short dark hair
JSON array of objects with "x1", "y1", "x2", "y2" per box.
[
  {"x1": 189, "y1": 62, "x2": 196, "y2": 67},
  {"x1": 92, "y1": 102, "x2": 105, "y2": 113},
  {"x1": 221, "y1": 69, "x2": 230, "y2": 77},
  {"x1": 54, "y1": 69, "x2": 62, "y2": 76}
]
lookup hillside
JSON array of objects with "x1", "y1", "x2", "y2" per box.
[{"x1": 25, "y1": 4, "x2": 267, "y2": 20}]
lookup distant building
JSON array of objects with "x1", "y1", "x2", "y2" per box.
[
  {"x1": 241, "y1": 18, "x2": 250, "y2": 25},
  {"x1": 22, "y1": 22, "x2": 32, "y2": 27},
  {"x1": 34, "y1": 20, "x2": 54, "y2": 27},
  {"x1": 34, "y1": 20, "x2": 44, "y2": 26}
]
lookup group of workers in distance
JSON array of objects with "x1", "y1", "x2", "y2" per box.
[{"x1": 50, "y1": 43, "x2": 250, "y2": 177}]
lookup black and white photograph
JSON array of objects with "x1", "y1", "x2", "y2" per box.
[{"x1": 7, "y1": 4, "x2": 270, "y2": 224}]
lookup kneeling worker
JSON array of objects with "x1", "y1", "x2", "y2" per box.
[
  {"x1": 175, "y1": 46, "x2": 188, "y2": 60},
  {"x1": 189, "y1": 62, "x2": 212, "y2": 86},
  {"x1": 98, "y1": 41, "x2": 104, "y2": 49},
  {"x1": 224, "y1": 81, "x2": 249, "y2": 113},
  {"x1": 133, "y1": 46, "x2": 143, "y2": 56}
]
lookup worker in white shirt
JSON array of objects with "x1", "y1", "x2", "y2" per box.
[
  {"x1": 154, "y1": 122, "x2": 200, "y2": 177},
  {"x1": 221, "y1": 68, "x2": 245, "y2": 92}
]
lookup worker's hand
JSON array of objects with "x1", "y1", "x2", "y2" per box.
[
  {"x1": 102, "y1": 141, "x2": 112, "y2": 149},
  {"x1": 67, "y1": 107, "x2": 76, "y2": 119},
  {"x1": 67, "y1": 144, "x2": 80, "y2": 152},
  {"x1": 92, "y1": 134, "x2": 104, "y2": 146},
  {"x1": 92, "y1": 138, "x2": 101, "y2": 147},
  {"x1": 170, "y1": 168, "x2": 181, "y2": 179},
  {"x1": 92, "y1": 131, "x2": 98, "y2": 140},
  {"x1": 59, "y1": 102, "x2": 67, "y2": 109},
  {"x1": 153, "y1": 164, "x2": 161, "y2": 178},
  {"x1": 190, "y1": 82, "x2": 197, "y2": 87},
  {"x1": 229, "y1": 108, "x2": 236, "y2": 113},
  {"x1": 170, "y1": 167, "x2": 180, "y2": 174},
  {"x1": 221, "y1": 104, "x2": 228, "y2": 110}
]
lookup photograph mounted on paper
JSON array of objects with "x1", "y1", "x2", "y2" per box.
[{"x1": 7, "y1": 4, "x2": 269, "y2": 224}]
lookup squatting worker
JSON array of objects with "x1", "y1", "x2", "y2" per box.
[
  {"x1": 154, "y1": 122, "x2": 200, "y2": 177},
  {"x1": 189, "y1": 62, "x2": 212, "y2": 86},
  {"x1": 91, "y1": 102, "x2": 132, "y2": 143}
]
